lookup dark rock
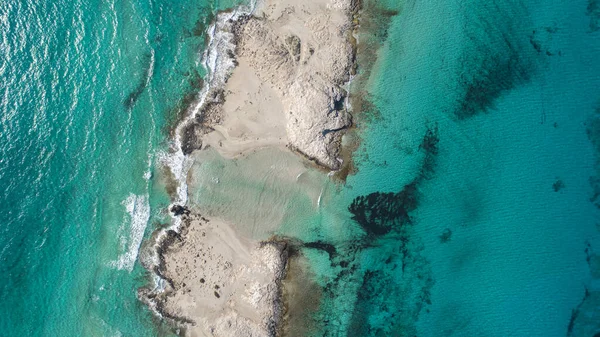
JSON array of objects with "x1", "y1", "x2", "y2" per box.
[
  {"x1": 553, "y1": 179, "x2": 565, "y2": 192},
  {"x1": 303, "y1": 241, "x2": 337, "y2": 261},
  {"x1": 170, "y1": 204, "x2": 190, "y2": 216},
  {"x1": 439, "y1": 228, "x2": 452, "y2": 243},
  {"x1": 180, "y1": 121, "x2": 203, "y2": 155}
]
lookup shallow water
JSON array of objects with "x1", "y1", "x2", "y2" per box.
[{"x1": 271, "y1": 0, "x2": 600, "y2": 335}]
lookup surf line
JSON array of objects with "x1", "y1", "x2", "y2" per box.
[{"x1": 139, "y1": 0, "x2": 260, "y2": 322}]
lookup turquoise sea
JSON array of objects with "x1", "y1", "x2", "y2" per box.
[
  {"x1": 1, "y1": 0, "x2": 599, "y2": 337},
  {"x1": 290, "y1": 0, "x2": 600, "y2": 335},
  {"x1": 0, "y1": 0, "x2": 240, "y2": 335}
]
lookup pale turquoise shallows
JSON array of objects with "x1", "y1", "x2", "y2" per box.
[{"x1": 275, "y1": 0, "x2": 600, "y2": 336}]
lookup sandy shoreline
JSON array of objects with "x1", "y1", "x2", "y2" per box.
[
  {"x1": 140, "y1": 0, "x2": 358, "y2": 335},
  {"x1": 139, "y1": 210, "x2": 289, "y2": 336}
]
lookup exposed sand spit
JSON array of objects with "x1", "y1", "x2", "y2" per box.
[
  {"x1": 142, "y1": 0, "x2": 356, "y2": 335},
  {"x1": 140, "y1": 213, "x2": 288, "y2": 337}
]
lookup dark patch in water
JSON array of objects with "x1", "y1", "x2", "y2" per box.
[
  {"x1": 165, "y1": 69, "x2": 205, "y2": 137},
  {"x1": 303, "y1": 241, "x2": 337, "y2": 261},
  {"x1": 587, "y1": 106, "x2": 600, "y2": 208},
  {"x1": 280, "y1": 243, "x2": 325, "y2": 337},
  {"x1": 529, "y1": 32, "x2": 543, "y2": 53},
  {"x1": 419, "y1": 125, "x2": 440, "y2": 179},
  {"x1": 529, "y1": 26, "x2": 560, "y2": 57},
  {"x1": 349, "y1": 184, "x2": 418, "y2": 236},
  {"x1": 349, "y1": 125, "x2": 438, "y2": 237},
  {"x1": 455, "y1": 48, "x2": 532, "y2": 119},
  {"x1": 357, "y1": 1, "x2": 399, "y2": 43},
  {"x1": 347, "y1": 271, "x2": 384, "y2": 337},
  {"x1": 588, "y1": 0, "x2": 600, "y2": 32},
  {"x1": 439, "y1": 228, "x2": 452, "y2": 243},
  {"x1": 453, "y1": 3, "x2": 536, "y2": 119},
  {"x1": 346, "y1": 246, "x2": 434, "y2": 336},
  {"x1": 567, "y1": 288, "x2": 590, "y2": 336},
  {"x1": 123, "y1": 53, "x2": 153, "y2": 110},
  {"x1": 349, "y1": 0, "x2": 399, "y2": 126},
  {"x1": 585, "y1": 241, "x2": 593, "y2": 266},
  {"x1": 193, "y1": 14, "x2": 213, "y2": 37},
  {"x1": 339, "y1": 126, "x2": 438, "y2": 335},
  {"x1": 553, "y1": 179, "x2": 565, "y2": 192}
]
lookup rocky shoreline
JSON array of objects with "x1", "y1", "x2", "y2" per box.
[
  {"x1": 179, "y1": 0, "x2": 358, "y2": 170},
  {"x1": 140, "y1": 0, "x2": 359, "y2": 335},
  {"x1": 139, "y1": 208, "x2": 291, "y2": 336}
]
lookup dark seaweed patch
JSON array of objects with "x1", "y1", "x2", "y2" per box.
[
  {"x1": 192, "y1": 16, "x2": 211, "y2": 37},
  {"x1": 303, "y1": 241, "x2": 337, "y2": 261},
  {"x1": 588, "y1": 0, "x2": 600, "y2": 32},
  {"x1": 349, "y1": 125, "x2": 439, "y2": 237},
  {"x1": 439, "y1": 228, "x2": 452, "y2": 243},
  {"x1": 455, "y1": 48, "x2": 532, "y2": 119},
  {"x1": 347, "y1": 271, "x2": 384, "y2": 337},
  {"x1": 553, "y1": 179, "x2": 565, "y2": 192},
  {"x1": 529, "y1": 32, "x2": 543, "y2": 53},
  {"x1": 349, "y1": 184, "x2": 417, "y2": 236},
  {"x1": 163, "y1": 69, "x2": 205, "y2": 139},
  {"x1": 123, "y1": 53, "x2": 153, "y2": 110},
  {"x1": 346, "y1": 246, "x2": 434, "y2": 336},
  {"x1": 587, "y1": 106, "x2": 600, "y2": 208},
  {"x1": 529, "y1": 26, "x2": 560, "y2": 57},
  {"x1": 419, "y1": 124, "x2": 440, "y2": 179},
  {"x1": 340, "y1": 126, "x2": 438, "y2": 335},
  {"x1": 453, "y1": 3, "x2": 535, "y2": 119},
  {"x1": 349, "y1": 1, "x2": 399, "y2": 126},
  {"x1": 358, "y1": 3, "x2": 399, "y2": 44},
  {"x1": 567, "y1": 288, "x2": 590, "y2": 336}
]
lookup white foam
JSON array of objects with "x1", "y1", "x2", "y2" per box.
[
  {"x1": 144, "y1": 0, "x2": 261, "y2": 317},
  {"x1": 160, "y1": 1, "x2": 259, "y2": 229},
  {"x1": 112, "y1": 193, "x2": 150, "y2": 272}
]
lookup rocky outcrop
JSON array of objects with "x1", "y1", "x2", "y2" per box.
[{"x1": 234, "y1": 2, "x2": 354, "y2": 169}]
